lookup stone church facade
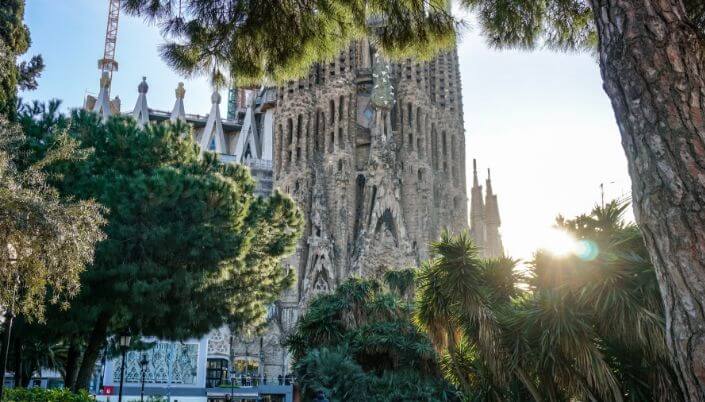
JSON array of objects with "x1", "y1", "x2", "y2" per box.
[{"x1": 256, "y1": 41, "x2": 472, "y2": 377}]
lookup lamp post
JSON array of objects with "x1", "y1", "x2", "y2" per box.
[
  {"x1": 139, "y1": 354, "x2": 149, "y2": 402},
  {"x1": 227, "y1": 366, "x2": 234, "y2": 400},
  {"x1": 117, "y1": 331, "x2": 131, "y2": 402}
]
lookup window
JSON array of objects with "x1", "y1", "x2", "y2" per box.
[
  {"x1": 206, "y1": 358, "x2": 228, "y2": 388},
  {"x1": 329, "y1": 100, "x2": 335, "y2": 125},
  {"x1": 339, "y1": 96, "x2": 345, "y2": 121}
]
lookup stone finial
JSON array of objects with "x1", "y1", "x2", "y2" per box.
[
  {"x1": 110, "y1": 96, "x2": 121, "y2": 115},
  {"x1": 99, "y1": 71, "x2": 111, "y2": 89},
  {"x1": 138, "y1": 76, "x2": 149, "y2": 94},
  {"x1": 175, "y1": 82, "x2": 186, "y2": 99},
  {"x1": 211, "y1": 90, "x2": 222, "y2": 105}
]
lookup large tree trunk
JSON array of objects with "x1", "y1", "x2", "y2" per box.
[
  {"x1": 73, "y1": 311, "x2": 111, "y2": 392},
  {"x1": 63, "y1": 337, "x2": 82, "y2": 390},
  {"x1": 589, "y1": 0, "x2": 705, "y2": 399},
  {"x1": 12, "y1": 341, "x2": 22, "y2": 388}
]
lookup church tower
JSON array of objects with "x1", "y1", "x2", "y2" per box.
[{"x1": 469, "y1": 160, "x2": 504, "y2": 258}]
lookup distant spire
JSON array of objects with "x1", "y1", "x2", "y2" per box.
[
  {"x1": 486, "y1": 168, "x2": 493, "y2": 196},
  {"x1": 473, "y1": 159, "x2": 479, "y2": 187},
  {"x1": 132, "y1": 77, "x2": 150, "y2": 127},
  {"x1": 470, "y1": 158, "x2": 485, "y2": 250},
  {"x1": 170, "y1": 82, "x2": 187, "y2": 123},
  {"x1": 93, "y1": 71, "x2": 113, "y2": 121},
  {"x1": 199, "y1": 90, "x2": 227, "y2": 154},
  {"x1": 483, "y1": 167, "x2": 503, "y2": 258}
]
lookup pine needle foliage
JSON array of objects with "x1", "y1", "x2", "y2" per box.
[
  {"x1": 459, "y1": 0, "x2": 705, "y2": 52},
  {"x1": 122, "y1": 0, "x2": 456, "y2": 86},
  {"x1": 287, "y1": 274, "x2": 459, "y2": 401}
]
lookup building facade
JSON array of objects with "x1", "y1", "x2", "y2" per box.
[
  {"x1": 81, "y1": 41, "x2": 503, "y2": 402},
  {"x1": 257, "y1": 41, "x2": 472, "y2": 379}
]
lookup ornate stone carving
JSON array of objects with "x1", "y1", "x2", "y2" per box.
[
  {"x1": 207, "y1": 327, "x2": 230, "y2": 357},
  {"x1": 113, "y1": 342, "x2": 198, "y2": 385}
]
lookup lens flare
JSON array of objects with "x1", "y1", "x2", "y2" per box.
[{"x1": 575, "y1": 239, "x2": 599, "y2": 261}]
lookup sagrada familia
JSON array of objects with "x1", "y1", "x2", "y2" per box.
[{"x1": 85, "y1": 37, "x2": 503, "y2": 395}]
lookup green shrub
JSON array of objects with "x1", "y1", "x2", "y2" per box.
[{"x1": 2, "y1": 388, "x2": 93, "y2": 402}]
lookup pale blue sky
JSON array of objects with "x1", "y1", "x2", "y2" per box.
[{"x1": 22, "y1": 1, "x2": 631, "y2": 260}]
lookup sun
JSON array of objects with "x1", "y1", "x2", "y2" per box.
[{"x1": 539, "y1": 228, "x2": 579, "y2": 256}]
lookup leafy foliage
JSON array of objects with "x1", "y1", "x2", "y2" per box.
[
  {"x1": 287, "y1": 274, "x2": 459, "y2": 401},
  {"x1": 415, "y1": 203, "x2": 680, "y2": 401},
  {"x1": 0, "y1": 115, "x2": 104, "y2": 321},
  {"x1": 1, "y1": 387, "x2": 93, "y2": 402},
  {"x1": 122, "y1": 0, "x2": 456, "y2": 86}
]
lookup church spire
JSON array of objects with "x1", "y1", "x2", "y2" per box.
[
  {"x1": 132, "y1": 77, "x2": 150, "y2": 127},
  {"x1": 483, "y1": 167, "x2": 503, "y2": 258},
  {"x1": 470, "y1": 159, "x2": 485, "y2": 250},
  {"x1": 170, "y1": 82, "x2": 187, "y2": 123},
  {"x1": 199, "y1": 90, "x2": 227, "y2": 154},
  {"x1": 92, "y1": 72, "x2": 113, "y2": 121}
]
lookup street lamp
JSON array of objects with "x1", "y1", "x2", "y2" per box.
[
  {"x1": 117, "y1": 331, "x2": 132, "y2": 402},
  {"x1": 139, "y1": 354, "x2": 149, "y2": 402}
]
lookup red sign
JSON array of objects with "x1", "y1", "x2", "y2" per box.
[{"x1": 102, "y1": 386, "x2": 114, "y2": 395}]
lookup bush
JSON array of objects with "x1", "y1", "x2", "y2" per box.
[{"x1": 2, "y1": 388, "x2": 93, "y2": 402}]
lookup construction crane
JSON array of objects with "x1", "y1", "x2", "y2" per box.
[{"x1": 97, "y1": 0, "x2": 121, "y2": 92}]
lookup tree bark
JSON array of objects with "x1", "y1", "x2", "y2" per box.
[
  {"x1": 63, "y1": 336, "x2": 82, "y2": 390},
  {"x1": 12, "y1": 341, "x2": 22, "y2": 388},
  {"x1": 73, "y1": 311, "x2": 111, "y2": 392},
  {"x1": 588, "y1": 0, "x2": 705, "y2": 399}
]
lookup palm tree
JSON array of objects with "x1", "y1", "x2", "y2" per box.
[
  {"x1": 287, "y1": 275, "x2": 458, "y2": 401},
  {"x1": 414, "y1": 201, "x2": 680, "y2": 401},
  {"x1": 414, "y1": 232, "x2": 541, "y2": 401}
]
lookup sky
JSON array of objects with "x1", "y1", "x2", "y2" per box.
[{"x1": 21, "y1": 1, "x2": 632, "y2": 261}]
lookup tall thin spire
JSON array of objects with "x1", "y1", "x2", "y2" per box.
[
  {"x1": 473, "y1": 159, "x2": 479, "y2": 186},
  {"x1": 483, "y1": 167, "x2": 503, "y2": 258},
  {"x1": 170, "y1": 82, "x2": 187, "y2": 123},
  {"x1": 486, "y1": 168, "x2": 493, "y2": 196},
  {"x1": 93, "y1": 72, "x2": 113, "y2": 121},
  {"x1": 232, "y1": 90, "x2": 261, "y2": 162},
  {"x1": 470, "y1": 159, "x2": 485, "y2": 250},
  {"x1": 199, "y1": 90, "x2": 227, "y2": 154},
  {"x1": 132, "y1": 77, "x2": 150, "y2": 127}
]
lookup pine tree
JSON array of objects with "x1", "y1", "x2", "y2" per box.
[{"x1": 17, "y1": 108, "x2": 302, "y2": 391}]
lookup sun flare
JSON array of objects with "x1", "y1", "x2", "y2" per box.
[{"x1": 540, "y1": 228, "x2": 579, "y2": 256}]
